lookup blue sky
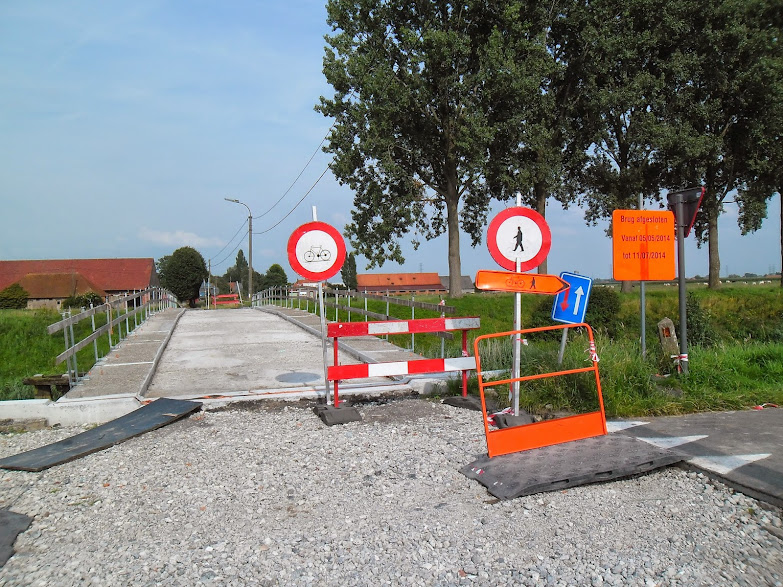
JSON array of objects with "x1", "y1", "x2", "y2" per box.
[{"x1": 1, "y1": 1, "x2": 780, "y2": 283}]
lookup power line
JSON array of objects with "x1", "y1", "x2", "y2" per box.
[{"x1": 253, "y1": 166, "x2": 330, "y2": 235}]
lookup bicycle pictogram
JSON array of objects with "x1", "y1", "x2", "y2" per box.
[{"x1": 303, "y1": 245, "x2": 331, "y2": 263}]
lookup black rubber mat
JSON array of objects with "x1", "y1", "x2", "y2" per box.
[
  {"x1": 0, "y1": 509, "x2": 32, "y2": 567},
  {"x1": 0, "y1": 398, "x2": 201, "y2": 472},
  {"x1": 461, "y1": 434, "x2": 682, "y2": 500}
]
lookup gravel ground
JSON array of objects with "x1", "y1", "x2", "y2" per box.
[{"x1": 1, "y1": 399, "x2": 782, "y2": 587}]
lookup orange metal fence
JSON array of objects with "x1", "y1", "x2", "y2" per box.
[{"x1": 473, "y1": 323, "x2": 607, "y2": 458}]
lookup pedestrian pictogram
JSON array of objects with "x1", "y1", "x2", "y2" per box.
[{"x1": 487, "y1": 207, "x2": 551, "y2": 272}]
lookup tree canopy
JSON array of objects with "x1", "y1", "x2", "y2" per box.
[
  {"x1": 318, "y1": 1, "x2": 558, "y2": 296},
  {"x1": 318, "y1": 0, "x2": 782, "y2": 289},
  {"x1": 162, "y1": 247, "x2": 208, "y2": 307},
  {"x1": 341, "y1": 252, "x2": 358, "y2": 290}
]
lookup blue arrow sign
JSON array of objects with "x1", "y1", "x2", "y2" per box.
[{"x1": 551, "y1": 272, "x2": 593, "y2": 325}]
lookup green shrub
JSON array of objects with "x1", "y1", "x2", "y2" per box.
[
  {"x1": 62, "y1": 291, "x2": 105, "y2": 309},
  {"x1": 686, "y1": 291, "x2": 716, "y2": 347},
  {"x1": 0, "y1": 283, "x2": 28, "y2": 309},
  {"x1": 585, "y1": 286, "x2": 621, "y2": 338}
]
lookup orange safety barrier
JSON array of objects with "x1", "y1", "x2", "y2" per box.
[
  {"x1": 214, "y1": 294, "x2": 241, "y2": 307},
  {"x1": 473, "y1": 323, "x2": 607, "y2": 458}
]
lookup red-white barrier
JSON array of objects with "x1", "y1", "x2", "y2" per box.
[{"x1": 327, "y1": 317, "x2": 480, "y2": 407}]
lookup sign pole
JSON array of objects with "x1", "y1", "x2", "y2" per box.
[
  {"x1": 318, "y1": 280, "x2": 332, "y2": 403},
  {"x1": 512, "y1": 193, "x2": 522, "y2": 417},
  {"x1": 638, "y1": 194, "x2": 646, "y2": 357},
  {"x1": 513, "y1": 259, "x2": 521, "y2": 416},
  {"x1": 674, "y1": 197, "x2": 689, "y2": 375}
]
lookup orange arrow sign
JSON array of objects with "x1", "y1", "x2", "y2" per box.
[{"x1": 475, "y1": 270, "x2": 569, "y2": 295}]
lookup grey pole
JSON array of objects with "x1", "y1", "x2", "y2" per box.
[
  {"x1": 675, "y1": 197, "x2": 689, "y2": 375},
  {"x1": 639, "y1": 193, "x2": 646, "y2": 357},
  {"x1": 225, "y1": 198, "x2": 252, "y2": 303}
]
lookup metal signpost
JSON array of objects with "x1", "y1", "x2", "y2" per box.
[
  {"x1": 485, "y1": 199, "x2": 552, "y2": 417},
  {"x1": 666, "y1": 187, "x2": 705, "y2": 376},
  {"x1": 287, "y1": 210, "x2": 347, "y2": 405}
]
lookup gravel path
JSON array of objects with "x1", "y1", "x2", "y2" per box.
[{"x1": 1, "y1": 399, "x2": 782, "y2": 586}]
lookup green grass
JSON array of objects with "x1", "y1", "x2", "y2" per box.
[
  {"x1": 0, "y1": 308, "x2": 129, "y2": 400},
  {"x1": 311, "y1": 286, "x2": 783, "y2": 417}
]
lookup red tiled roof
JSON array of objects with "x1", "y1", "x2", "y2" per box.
[
  {"x1": 17, "y1": 272, "x2": 106, "y2": 299},
  {"x1": 0, "y1": 259, "x2": 158, "y2": 293},
  {"x1": 356, "y1": 273, "x2": 447, "y2": 292}
]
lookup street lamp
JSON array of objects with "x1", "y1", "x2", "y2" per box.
[{"x1": 224, "y1": 197, "x2": 253, "y2": 302}]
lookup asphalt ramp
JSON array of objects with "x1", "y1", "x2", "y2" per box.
[
  {"x1": 462, "y1": 434, "x2": 682, "y2": 500},
  {"x1": 0, "y1": 509, "x2": 32, "y2": 567},
  {"x1": 0, "y1": 398, "x2": 201, "y2": 472}
]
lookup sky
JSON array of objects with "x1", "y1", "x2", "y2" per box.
[{"x1": 1, "y1": 1, "x2": 780, "y2": 283}]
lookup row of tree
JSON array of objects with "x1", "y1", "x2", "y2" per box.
[
  {"x1": 156, "y1": 248, "x2": 289, "y2": 306},
  {"x1": 317, "y1": 0, "x2": 782, "y2": 295}
]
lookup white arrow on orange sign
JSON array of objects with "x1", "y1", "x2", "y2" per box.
[{"x1": 475, "y1": 270, "x2": 569, "y2": 295}]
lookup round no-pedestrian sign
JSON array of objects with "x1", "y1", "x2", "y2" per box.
[
  {"x1": 487, "y1": 207, "x2": 551, "y2": 272},
  {"x1": 287, "y1": 221, "x2": 346, "y2": 281}
]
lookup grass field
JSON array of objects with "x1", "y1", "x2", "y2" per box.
[
  {"x1": 322, "y1": 283, "x2": 783, "y2": 417},
  {"x1": 3, "y1": 284, "x2": 782, "y2": 415}
]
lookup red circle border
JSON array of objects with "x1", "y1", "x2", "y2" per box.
[
  {"x1": 487, "y1": 207, "x2": 552, "y2": 272},
  {"x1": 287, "y1": 221, "x2": 347, "y2": 281}
]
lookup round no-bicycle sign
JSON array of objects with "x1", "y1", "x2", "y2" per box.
[
  {"x1": 287, "y1": 221, "x2": 346, "y2": 281},
  {"x1": 487, "y1": 207, "x2": 551, "y2": 272}
]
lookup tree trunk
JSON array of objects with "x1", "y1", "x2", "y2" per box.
[
  {"x1": 446, "y1": 194, "x2": 462, "y2": 297},
  {"x1": 535, "y1": 183, "x2": 547, "y2": 275},
  {"x1": 707, "y1": 206, "x2": 721, "y2": 289},
  {"x1": 620, "y1": 281, "x2": 633, "y2": 293}
]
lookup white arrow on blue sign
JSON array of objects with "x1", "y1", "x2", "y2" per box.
[{"x1": 551, "y1": 272, "x2": 593, "y2": 325}]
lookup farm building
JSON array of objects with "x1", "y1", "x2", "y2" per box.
[{"x1": 0, "y1": 258, "x2": 159, "y2": 310}]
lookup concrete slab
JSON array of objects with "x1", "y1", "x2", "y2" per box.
[
  {"x1": 144, "y1": 309, "x2": 386, "y2": 398},
  {"x1": 614, "y1": 408, "x2": 783, "y2": 507}
]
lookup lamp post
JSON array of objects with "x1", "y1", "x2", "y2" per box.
[{"x1": 224, "y1": 198, "x2": 252, "y2": 302}]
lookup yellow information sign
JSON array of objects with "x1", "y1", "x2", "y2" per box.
[{"x1": 612, "y1": 210, "x2": 676, "y2": 281}]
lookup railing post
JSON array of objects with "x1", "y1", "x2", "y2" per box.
[
  {"x1": 90, "y1": 303, "x2": 99, "y2": 363},
  {"x1": 68, "y1": 311, "x2": 79, "y2": 382},
  {"x1": 62, "y1": 310, "x2": 73, "y2": 386},
  {"x1": 411, "y1": 294, "x2": 415, "y2": 352},
  {"x1": 106, "y1": 304, "x2": 113, "y2": 349},
  {"x1": 125, "y1": 298, "x2": 130, "y2": 337},
  {"x1": 133, "y1": 290, "x2": 139, "y2": 329}
]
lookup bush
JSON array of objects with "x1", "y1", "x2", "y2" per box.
[
  {"x1": 62, "y1": 291, "x2": 105, "y2": 309},
  {"x1": 0, "y1": 283, "x2": 28, "y2": 309},
  {"x1": 686, "y1": 291, "x2": 716, "y2": 347},
  {"x1": 584, "y1": 286, "x2": 621, "y2": 338}
]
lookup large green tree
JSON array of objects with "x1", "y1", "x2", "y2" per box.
[
  {"x1": 341, "y1": 252, "x2": 358, "y2": 290},
  {"x1": 164, "y1": 247, "x2": 208, "y2": 307},
  {"x1": 264, "y1": 264, "x2": 288, "y2": 288},
  {"x1": 551, "y1": 0, "x2": 674, "y2": 289},
  {"x1": 317, "y1": 1, "x2": 555, "y2": 296},
  {"x1": 657, "y1": 0, "x2": 781, "y2": 288}
]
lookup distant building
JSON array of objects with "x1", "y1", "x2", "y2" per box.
[
  {"x1": 16, "y1": 272, "x2": 107, "y2": 310},
  {"x1": 439, "y1": 275, "x2": 475, "y2": 295},
  {"x1": 0, "y1": 258, "x2": 159, "y2": 309},
  {"x1": 356, "y1": 272, "x2": 447, "y2": 295}
]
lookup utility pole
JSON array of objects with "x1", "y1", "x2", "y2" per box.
[{"x1": 225, "y1": 198, "x2": 253, "y2": 301}]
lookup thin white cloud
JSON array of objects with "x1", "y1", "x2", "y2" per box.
[{"x1": 138, "y1": 227, "x2": 225, "y2": 248}]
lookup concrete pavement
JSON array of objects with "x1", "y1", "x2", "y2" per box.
[{"x1": 611, "y1": 408, "x2": 783, "y2": 508}]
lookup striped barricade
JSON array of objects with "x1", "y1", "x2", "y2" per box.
[{"x1": 327, "y1": 317, "x2": 480, "y2": 407}]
